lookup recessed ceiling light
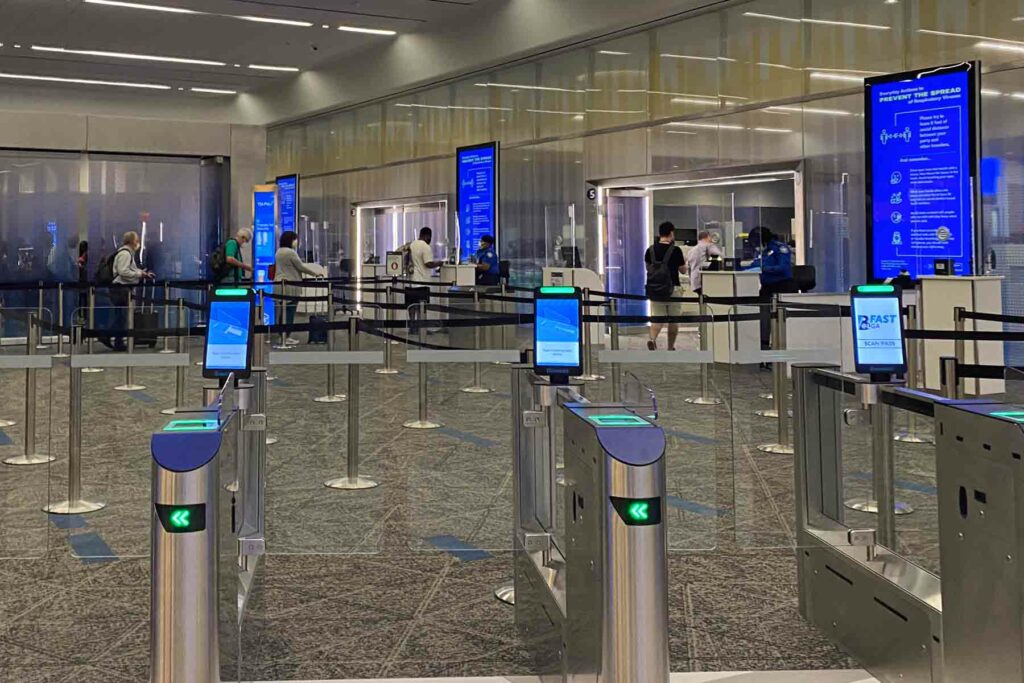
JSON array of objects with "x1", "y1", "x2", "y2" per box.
[
  {"x1": 84, "y1": 0, "x2": 197, "y2": 14},
  {"x1": 337, "y1": 25, "x2": 397, "y2": 35},
  {"x1": 809, "y1": 71, "x2": 866, "y2": 83},
  {"x1": 766, "y1": 105, "x2": 853, "y2": 116},
  {"x1": 754, "y1": 127, "x2": 794, "y2": 134},
  {"x1": 598, "y1": 50, "x2": 630, "y2": 55},
  {"x1": 240, "y1": 16, "x2": 312, "y2": 27},
  {"x1": 191, "y1": 87, "x2": 237, "y2": 94},
  {"x1": 744, "y1": 11, "x2": 890, "y2": 30},
  {"x1": 976, "y1": 41, "x2": 1024, "y2": 54},
  {"x1": 32, "y1": 45, "x2": 226, "y2": 66},
  {"x1": 476, "y1": 82, "x2": 586, "y2": 94},
  {"x1": 249, "y1": 64, "x2": 300, "y2": 72},
  {"x1": 0, "y1": 71, "x2": 170, "y2": 89}
]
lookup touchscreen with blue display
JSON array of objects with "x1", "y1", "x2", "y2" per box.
[
  {"x1": 866, "y1": 62, "x2": 979, "y2": 280},
  {"x1": 534, "y1": 294, "x2": 582, "y2": 375},
  {"x1": 851, "y1": 290, "x2": 906, "y2": 376},
  {"x1": 204, "y1": 298, "x2": 254, "y2": 378}
]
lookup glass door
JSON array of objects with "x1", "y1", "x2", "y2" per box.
[{"x1": 605, "y1": 189, "x2": 651, "y2": 317}]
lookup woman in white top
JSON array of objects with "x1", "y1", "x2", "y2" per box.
[{"x1": 274, "y1": 230, "x2": 321, "y2": 346}]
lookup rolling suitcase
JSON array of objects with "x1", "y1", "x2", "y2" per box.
[
  {"x1": 307, "y1": 314, "x2": 328, "y2": 345},
  {"x1": 134, "y1": 307, "x2": 159, "y2": 348}
]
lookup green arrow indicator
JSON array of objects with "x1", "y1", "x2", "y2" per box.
[
  {"x1": 169, "y1": 509, "x2": 191, "y2": 529},
  {"x1": 626, "y1": 501, "x2": 649, "y2": 522}
]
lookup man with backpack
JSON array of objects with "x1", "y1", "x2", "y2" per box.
[
  {"x1": 210, "y1": 228, "x2": 253, "y2": 283},
  {"x1": 644, "y1": 221, "x2": 686, "y2": 351},
  {"x1": 97, "y1": 231, "x2": 153, "y2": 351}
]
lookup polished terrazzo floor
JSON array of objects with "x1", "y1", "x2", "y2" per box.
[{"x1": 0, "y1": 316, "x2": 943, "y2": 681}]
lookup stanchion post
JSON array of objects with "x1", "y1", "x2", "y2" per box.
[
  {"x1": 873, "y1": 401, "x2": 898, "y2": 548},
  {"x1": 687, "y1": 294, "x2": 722, "y2": 406},
  {"x1": 159, "y1": 283, "x2": 174, "y2": 353},
  {"x1": 115, "y1": 288, "x2": 145, "y2": 391},
  {"x1": 160, "y1": 300, "x2": 188, "y2": 416},
  {"x1": 953, "y1": 306, "x2": 966, "y2": 398},
  {"x1": 54, "y1": 282, "x2": 69, "y2": 358},
  {"x1": 45, "y1": 325, "x2": 105, "y2": 513},
  {"x1": 4, "y1": 313, "x2": 54, "y2": 465},
  {"x1": 404, "y1": 300, "x2": 442, "y2": 429},
  {"x1": 315, "y1": 283, "x2": 345, "y2": 403},
  {"x1": 941, "y1": 356, "x2": 959, "y2": 400},
  {"x1": 578, "y1": 287, "x2": 604, "y2": 382},
  {"x1": 461, "y1": 289, "x2": 491, "y2": 393},
  {"x1": 610, "y1": 298, "x2": 622, "y2": 402},
  {"x1": 325, "y1": 317, "x2": 378, "y2": 490},
  {"x1": 758, "y1": 304, "x2": 793, "y2": 454},
  {"x1": 35, "y1": 283, "x2": 47, "y2": 349},
  {"x1": 255, "y1": 294, "x2": 278, "y2": 446},
  {"x1": 895, "y1": 304, "x2": 931, "y2": 444},
  {"x1": 375, "y1": 281, "x2": 399, "y2": 375},
  {"x1": 83, "y1": 286, "x2": 103, "y2": 373}
]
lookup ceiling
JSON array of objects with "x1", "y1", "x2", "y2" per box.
[{"x1": 0, "y1": 0, "x2": 483, "y2": 96}]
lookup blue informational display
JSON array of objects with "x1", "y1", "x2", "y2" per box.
[
  {"x1": 204, "y1": 300, "x2": 252, "y2": 372},
  {"x1": 253, "y1": 188, "x2": 277, "y2": 324},
  {"x1": 456, "y1": 142, "x2": 498, "y2": 259},
  {"x1": 851, "y1": 292, "x2": 906, "y2": 374},
  {"x1": 866, "y1": 63, "x2": 979, "y2": 281},
  {"x1": 276, "y1": 174, "x2": 298, "y2": 234},
  {"x1": 535, "y1": 297, "x2": 581, "y2": 368}
]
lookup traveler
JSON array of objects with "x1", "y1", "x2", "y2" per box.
[
  {"x1": 212, "y1": 228, "x2": 253, "y2": 283},
  {"x1": 685, "y1": 230, "x2": 721, "y2": 296},
  {"x1": 473, "y1": 234, "x2": 500, "y2": 286},
  {"x1": 747, "y1": 226, "x2": 796, "y2": 350},
  {"x1": 644, "y1": 221, "x2": 686, "y2": 351},
  {"x1": 103, "y1": 231, "x2": 153, "y2": 351},
  {"x1": 77, "y1": 240, "x2": 89, "y2": 321},
  {"x1": 274, "y1": 230, "x2": 323, "y2": 346},
  {"x1": 407, "y1": 227, "x2": 444, "y2": 329}
]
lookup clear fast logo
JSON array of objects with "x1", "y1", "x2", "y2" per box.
[{"x1": 858, "y1": 314, "x2": 898, "y2": 330}]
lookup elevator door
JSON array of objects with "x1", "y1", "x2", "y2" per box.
[{"x1": 605, "y1": 191, "x2": 651, "y2": 317}]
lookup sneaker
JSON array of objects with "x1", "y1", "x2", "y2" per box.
[
  {"x1": 647, "y1": 340, "x2": 657, "y2": 351},
  {"x1": 284, "y1": 337, "x2": 301, "y2": 346}
]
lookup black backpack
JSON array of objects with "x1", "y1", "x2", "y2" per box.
[
  {"x1": 209, "y1": 239, "x2": 236, "y2": 281},
  {"x1": 645, "y1": 245, "x2": 678, "y2": 299},
  {"x1": 95, "y1": 247, "x2": 130, "y2": 285}
]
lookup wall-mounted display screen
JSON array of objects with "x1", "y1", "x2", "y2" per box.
[
  {"x1": 866, "y1": 62, "x2": 980, "y2": 281},
  {"x1": 276, "y1": 174, "x2": 298, "y2": 234},
  {"x1": 850, "y1": 285, "x2": 906, "y2": 376},
  {"x1": 252, "y1": 185, "x2": 277, "y2": 324},
  {"x1": 456, "y1": 142, "x2": 498, "y2": 259}
]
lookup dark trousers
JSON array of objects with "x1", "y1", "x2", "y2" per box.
[
  {"x1": 405, "y1": 287, "x2": 430, "y2": 334},
  {"x1": 109, "y1": 287, "x2": 129, "y2": 348},
  {"x1": 759, "y1": 279, "x2": 798, "y2": 349}
]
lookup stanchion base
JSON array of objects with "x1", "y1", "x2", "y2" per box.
[
  {"x1": 52, "y1": 353, "x2": 70, "y2": 359},
  {"x1": 374, "y1": 368, "x2": 400, "y2": 375},
  {"x1": 578, "y1": 374, "x2": 605, "y2": 382},
  {"x1": 160, "y1": 407, "x2": 178, "y2": 416},
  {"x1": 324, "y1": 476, "x2": 380, "y2": 490},
  {"x1": 844, "y1": 497, "x2": 915, "y2": 515},
  {"x1": 314, "y1": 395, "x2": 346, "y2": 403},
  {"x1": 44, "y1": 499, "x2": 106, "y2": 515},
  {"x1": 4, "y1": 454, "x2": 56, "y2": 466},
  {"x1": 494, "y1": 583, "x2": 515, "y2": 605},
  {"x1": 35, "y1": 344, "x2": 48, "y2": 351},
  {"x1": 225, "y1": 480, "x2": 239, "y2": 493},
  {"x1": 460, "y1": 386, "x2": 493, "y2": 394},
  {"x1": 555, "y1": 468, "x2": 566, "y2": 487},
  {"x1": 494, "y1": 361, "x2": 512, "y2": 366},
  {"x1": 755, "y1": 409, "x2": 792, "y2": 418},
  {"x1": 266, "y1": 436, "x2": 279, "y2": 446},
  {"x1": 334, "y1": 393, "x2": 348, "y2": 400},
  {"x1": 81, "y1": 368, "x2": 104, "y2": 374},
  {"x1": 403, "y1": 419, "x2": 443, "y2": 429},
  {"x1": 158, "y1": 349, "x2": 176, "y2": 355},
  {"x1": 0, "y1": 419, "x2": 15, "y2": 428},
  {"x1": 194, "y1": 361, "x2": 203, "y2": 367},
  {"x1": 113, "y1": 384, "x2": 146, "y2": 392},
  {"x1": 759, "y1": 392, "x2": 774, "y2": 400},
  {"x1": 686, "y1": 396, "x2": 723, "y2": 405},
  {"x1": 757, "y1": 443, "x2": 795, "y2": 455},
  {"x1": 894, "y1": 432, "x2": 933, "y2": 444}
]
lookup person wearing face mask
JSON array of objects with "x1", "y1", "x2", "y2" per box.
[{"x1": 746, "y1": 226, "x2": 796, "y2": 351}]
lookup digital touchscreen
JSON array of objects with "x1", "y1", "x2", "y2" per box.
[
  {"x1": 851, "y1": 287, "x2": 906, "y2": 375},
  {"x1": 534, "y1": 288, "x2": 582, "y2": 377},
  {"x1": 203, "y1": 292, "x2": 254, "y2": 379}
]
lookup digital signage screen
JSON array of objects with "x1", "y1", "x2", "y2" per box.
[
  {"x1": 456, "y1": 142, "x2": 498, "y2": 259},
  {"x1": 252, "y1": 186, "x2": 277, "y2": 324},
  {"x1": 276, "y1": 174, "x2": 298, "y2": 234},
  {"x1": 866, "y1": 62, "x2": 980, "y2": 281}
]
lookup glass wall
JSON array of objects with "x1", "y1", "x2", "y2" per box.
[
  {"x1": 0, "y1": 151, "x2": 223, "y2": 286},
  {"x1": 269, "y1": 0, "x2": 1024, "y2": 296}
]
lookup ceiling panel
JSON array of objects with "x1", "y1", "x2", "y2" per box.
[{"x1": 0, "y1": 0, "x2": 482, "y2": 94}]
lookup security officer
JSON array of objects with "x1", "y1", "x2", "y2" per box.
[
  {"x1": 473, "y1": 234, "x2": 500, "y2": 286},
  {"x1": 747, "y1": 226, "x2": 797, "y2": 350}
]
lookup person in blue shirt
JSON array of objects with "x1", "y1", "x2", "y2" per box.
[
  {"x1": 474, "y1": 234, "x2": 500, "y2": 286},
  {"x1": 747, "y1": 226, "x2": 797, "y2": 350}
]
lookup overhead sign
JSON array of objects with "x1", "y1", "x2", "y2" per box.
[
  {"x1": 252, "y1": 184, "x2": 277, "y2": 324},
  {"x1": 276, "y1": 174, "x2": 299, "y2": 235},
  {"x1": 456, "y1": 141, "x2": 499, "y2": 259},
  {"x1": 866, "y1": 62, "x2": 980, "y2": 281}
]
